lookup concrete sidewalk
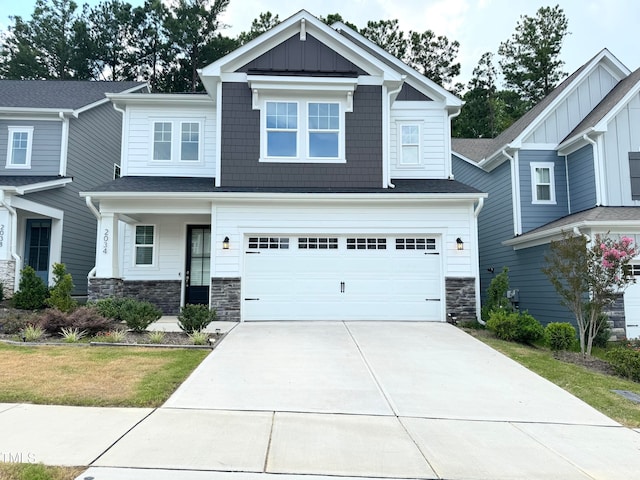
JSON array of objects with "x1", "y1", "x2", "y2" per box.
[{"x1": 1, "y1": 322, "x2": 639, "y2": 480}]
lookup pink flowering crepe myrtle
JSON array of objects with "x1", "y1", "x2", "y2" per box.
[{"x1": 592, "y1": 235, "x2": 637, "y2": 284}]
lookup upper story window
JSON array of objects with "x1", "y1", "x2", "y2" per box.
[
  {"x1": 135, "y1": 225, "x2": 155, "y2": 266},
  {"x1": 262, "y1": 99, "x2": 343, "y2": 162},
  {"x1": 6, "y1": 126, "x2": 34, "y2": 169},
  {"x1": 400, "y1": 124, "x2": 420, "y2": 165},
  {"x1": 151, "y1": 119, "x2": 203, "y2": 164},
  {"x1": 531, "y1": 162, "x2": 556, "y2": 204}
]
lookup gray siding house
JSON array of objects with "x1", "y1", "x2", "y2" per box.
[
  {"x1": 452, "y1": 49, "x2": 640, "y2": 339},
  {"x1": 81, "y1": 11, "x2": 486, "y2": 322},
  {"x1": 0, "y1": 80, "x2": 147, "y2": 297}
]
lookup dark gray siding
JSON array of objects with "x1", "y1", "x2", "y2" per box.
[
  {"x1": 26, "y1": 102, "x2": 122, "y2": 294},
  {"x1": 220, "y1": 83, "x2": 382, "y2": 188},
  {"x1": 396, "y1": 84, "x2": 432, "y2": 101},
  {"x1": 0, "y1": 120, "x2": 61, "y2": 175},
  {"x1": 519, "y1": 150, "x2": 569, "y2": 232},
  {"x1": 567, "y1": 145, "x2": 596, "y2": 212},
  {"x1": 453, "y1": 155, "x2": 571, "y2": 325},
  {"x1": 237, "y1": 34, "x2": 368, "y2": 75}
]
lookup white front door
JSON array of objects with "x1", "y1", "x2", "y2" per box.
[{"x1": 243, "y1": 235, "x2": 443, "y2": 321}]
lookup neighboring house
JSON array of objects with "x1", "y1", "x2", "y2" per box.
[
  {"x1": 0, "y1": 80, "x2": 148, "y2": 298},
  {"x1": 452, "y1": 48, "x2": 640, "y2": 339},
  {"x1": 81, "y1": 10, "x2": 486, "y2": 322}
]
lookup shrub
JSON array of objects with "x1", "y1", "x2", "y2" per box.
[
  {"x1": 487, "y1": 310, "x2": 544, "y2": 344},
  {"x1": 95, "y1": 329, "x2": 127, "y2": 343},
  {"x1": 68, "y1": 307, "x2": 112, "y2": 335},
  {"x1": 606, "y1": 348, "x2": 640, "y2": 382},
  {"x1": 516, "y1": 312, "x2": 545, "y2": 344},
  {"x1": 545, "y1": 322, "x2": 577, "y2": 351},
  {"x1": 60, "y1": 327, "x2": 87, "y2": 343},
  {"x1": 120, "y1": 299, "x2": 162, "y2": 332},
  {"x1": 45, "y1": 263, "x2": 77, "y2": 313},
  {"x1": 147, "y1": 330, "x2": 166, "y2": 344},
  {"x1": 0, "y1": 312, "x2": 37, "y2": 334},
  {"x1": 486, "y1": 310, "x2": 519, "y2": 341},
  {"x1": 481, "y1": 267, "x2": 513, "y2": 322},
  {"x1": 0, "y1": 281, "x2": 4, "y2": 303},
  {"x1": 89, "y1": 297, "x2": 129, "y2": 321},
  {"x1": 22, "y1": 324, "x2": 45, "y2": 342},
  {"x1": 178, "y1": 304, "x2": 216, "y2": 334},
  {"x1": 12, "y1": 266, "x2": 48, "y2": 310},
  {"x1": 188, "y1": 330, "x2": 209, "y2": 345},
  {"x1": 38, "y1": 308, "x2": 71, "y2": 333}
]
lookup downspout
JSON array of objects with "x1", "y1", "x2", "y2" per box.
[
  {"x1": 0, "y1": 191, "x2": 22, "y2": 293},
  {"x1": 112, "y1": 103, "x2": 127, "y2": 179},
  {"x1": 85, "y1": 196, "x2": 101, "y2": 279},
  {"x1": 447, "y1": 109, "x2": 461, "y2": 180},
  {"x1": 583, "y1": 133, "x2": 601, "y2": 205},
  {"x1": 473, "y1": 196, "x2": 485, "y2": 324},
  {"x1": 474, "y1": 196, "x2": 484, "y2": 217},
  {"x1": 502, "y1": 148, "x2": 521, "y2": 235},
  {"x1": 58, "y1": 112, "x2": 70, "y2": 176},
  {"x1": 385, "y1": 78, "x2": 405, "y2": 189}
]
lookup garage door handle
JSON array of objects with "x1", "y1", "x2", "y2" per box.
[
  {"x1": 245, "y1": 298, "x2": 260, "y2": 301},
  {"x1": 245, "y1": 251, "x2": 260, "y2": 254},
  {"x1": 629, "y1": 324, "x2": 639, "y2": 327},
  {"x1": 424, "y1": 252, "x2": 440, "y2": 255},
  {"x1": 425, "y1": 298, "x2": 441, "y2": 302}
]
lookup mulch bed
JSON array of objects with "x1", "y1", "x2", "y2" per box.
[{"x1": 551, "y1": 350, "x2": 617, "y2": 376}]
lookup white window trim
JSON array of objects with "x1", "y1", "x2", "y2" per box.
[
  {"x1": 398, "y1": 122, "x2": 422, "y2": 167},
  {"x1": 134, "y1": 224, "x2": 156, "y2": 267},
  {"x1": 530, "y1": 162, "x2": 556, "y2": 204},
  {"x1": 6, "y1": 126, "x2": 34, "y2": 169},
  {"x1": 149, "y1": 119, "x2": 204, "y2": 164},
  {"x1": 257, "y1": 95, "x2": 350, "y2": 164}
]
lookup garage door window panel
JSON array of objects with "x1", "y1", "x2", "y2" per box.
[
  {"x1": 298, "y1": 237, "x2": 338, "y2": 249},
  {"x1": 396, "y1": 238, "x2": 437, "y2": 251},
  {"x1": 347, "y1": 238, "x2": 387, "y2": 250},
  {"x1": 248, "y1": 237, "x2": 289, "y2": 249}
]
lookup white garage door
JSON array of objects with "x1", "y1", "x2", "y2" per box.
[
  {"x1": 243, "y1": 236, "x2": 443, "y2": 321},
  {"x1": 623, "y1": 264, "x2": 640, "y2": 339}
]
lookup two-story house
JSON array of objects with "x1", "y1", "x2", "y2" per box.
[
  {"x1": 0, "y1": 80, "x2": 147, "y2": 298},
  {"x1": 82, "y1": 11, "x2": 486, "y2": 322},
  {"x1": 452, "y1": 49, "x2": 640, "y2": 339}
]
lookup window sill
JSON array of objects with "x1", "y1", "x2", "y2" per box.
[
  {"x1": 531, "y1": 200, "x2": 557, "y2": 205},
  {"x1": 5, "y1": 165, "x2": 31, "y2": 169},
  {"x1": 259, "y1": 157, "x2": 346, "y2": 164}
]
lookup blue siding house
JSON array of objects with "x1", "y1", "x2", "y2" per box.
[
  {"x1": 0, "y1": 80, "x2": 147, "y2": 297},
  {"x1": 452, "y1": 49, "x2": 640, "y2": 339}
]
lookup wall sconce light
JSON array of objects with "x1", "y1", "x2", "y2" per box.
[
  {"x1": 456, "y1": 238, "x2": 464, "y2": 251},
  {"x1": 222, "y1": 236, "x2": 230, "y2": 250}
]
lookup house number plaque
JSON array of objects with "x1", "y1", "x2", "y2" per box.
[{"x1": 102, "y1": 228, "x2": 109, "y2": 254}]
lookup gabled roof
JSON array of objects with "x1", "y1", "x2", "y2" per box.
[
  {"x1": 452, "y1": 49, "x2": 629, "y2": 166},
  {"x1": 0, "y1": 80, "x2": 147, "y2": 113},
  {"x1": 198, "y1": 10, "x2": 460, "y2": 106},
  {"x1": 560, "y1": 66, "x2": 640, "y2": 146}
]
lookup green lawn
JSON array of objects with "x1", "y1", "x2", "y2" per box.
[
  {"x1": 0, "y1": 344, "x2": 208, "y2": 407},
  {"x1": 471, "y1": 331, "x2": 640, "y2": 427},
  {"x1": 0, "y1": 463, "x2": 84, "y2": 480}
]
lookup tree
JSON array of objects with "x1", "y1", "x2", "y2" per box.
[
  {"x1": 543, "y1": 233, "x2": 636, "y2": 356},
  {"x1": 405, "y1": 29, "x2": 460, "y2": 89},
  {"x1": 498, "y1": 5, "x2": 569, "y2": 106},
  {"x1": 237, "y1": 12, "x2": 280, "y2": 45},
  {"x1": 359, "y1": 19, "x2": 407, "y2": 60},
  {"x1": 0, "y1": 0, "x2": 86, "y2": 79},
  {"x1": 163, "y1": 0, "x2": 231, "y2": 92},
  {"x1": 130, "y1": 0, "x2": 171, "y2": 90},
  {"x1": 319, "y1": 13, "x2": 358, "y2": 31}
]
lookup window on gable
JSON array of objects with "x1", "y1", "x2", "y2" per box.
[
  {"x1": 266, "y1": 102, "x2": 298, "y2": 157},
  {"x1": 531, "y1": 162, "x2": 556, "y2": 204},
  {"x1": 400, "y1": 125, "x2": 420, "y2": 165},
  {"x1": 153, "y1": 122, "x2": 172, "y2": 161},
  {"x1": 181, "y1": 122, "x2": 200, "y2": 161},
  {"x1": 6, "y1": 127, "x2": 33, "y2": 168},
  {"x1": 135, "y1": 225, "x2": 155, "y2": 266},
  {"x1": 308, "y1": 102, "x2": 339, "y2": 158}
]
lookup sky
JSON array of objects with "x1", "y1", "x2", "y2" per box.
[{"x1": 1, "y1": 0, "x2": 638, "y2": 85}]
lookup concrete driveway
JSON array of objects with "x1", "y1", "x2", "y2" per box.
[{"x1": 82, "y1": 322, "x2": 640, "y2": 480}]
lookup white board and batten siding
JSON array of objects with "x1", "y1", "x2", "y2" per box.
[
  {"x1": 389, "y1": 103, "x2": 447, "y2": 179},
  {"x1": 524, "y1": 65, "x2": 620, "y2": 145},
  {"x1": 122, "y1": 104, "x2": 216, "y2": 177},
  {"x1": 601, "y1": 90, "x2": 640, "y2": 206}
]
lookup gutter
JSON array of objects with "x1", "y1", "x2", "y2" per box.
[
  {"x1": 0, "y1": 191, "x2": 22, "y2": 293},
  {"x1": 85, "y1": 196, "x2": 101, "y2": 279},
  {"x1": 384, "y1": 78, "x2": 405, "y2": 188}
]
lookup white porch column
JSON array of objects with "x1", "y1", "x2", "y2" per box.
[
  {"x1": 0, "y1": 209, "x2": 11, "y2": 262},
  {"x1": 95, "y1": 213, "x2": 120, "y2": 278}
]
